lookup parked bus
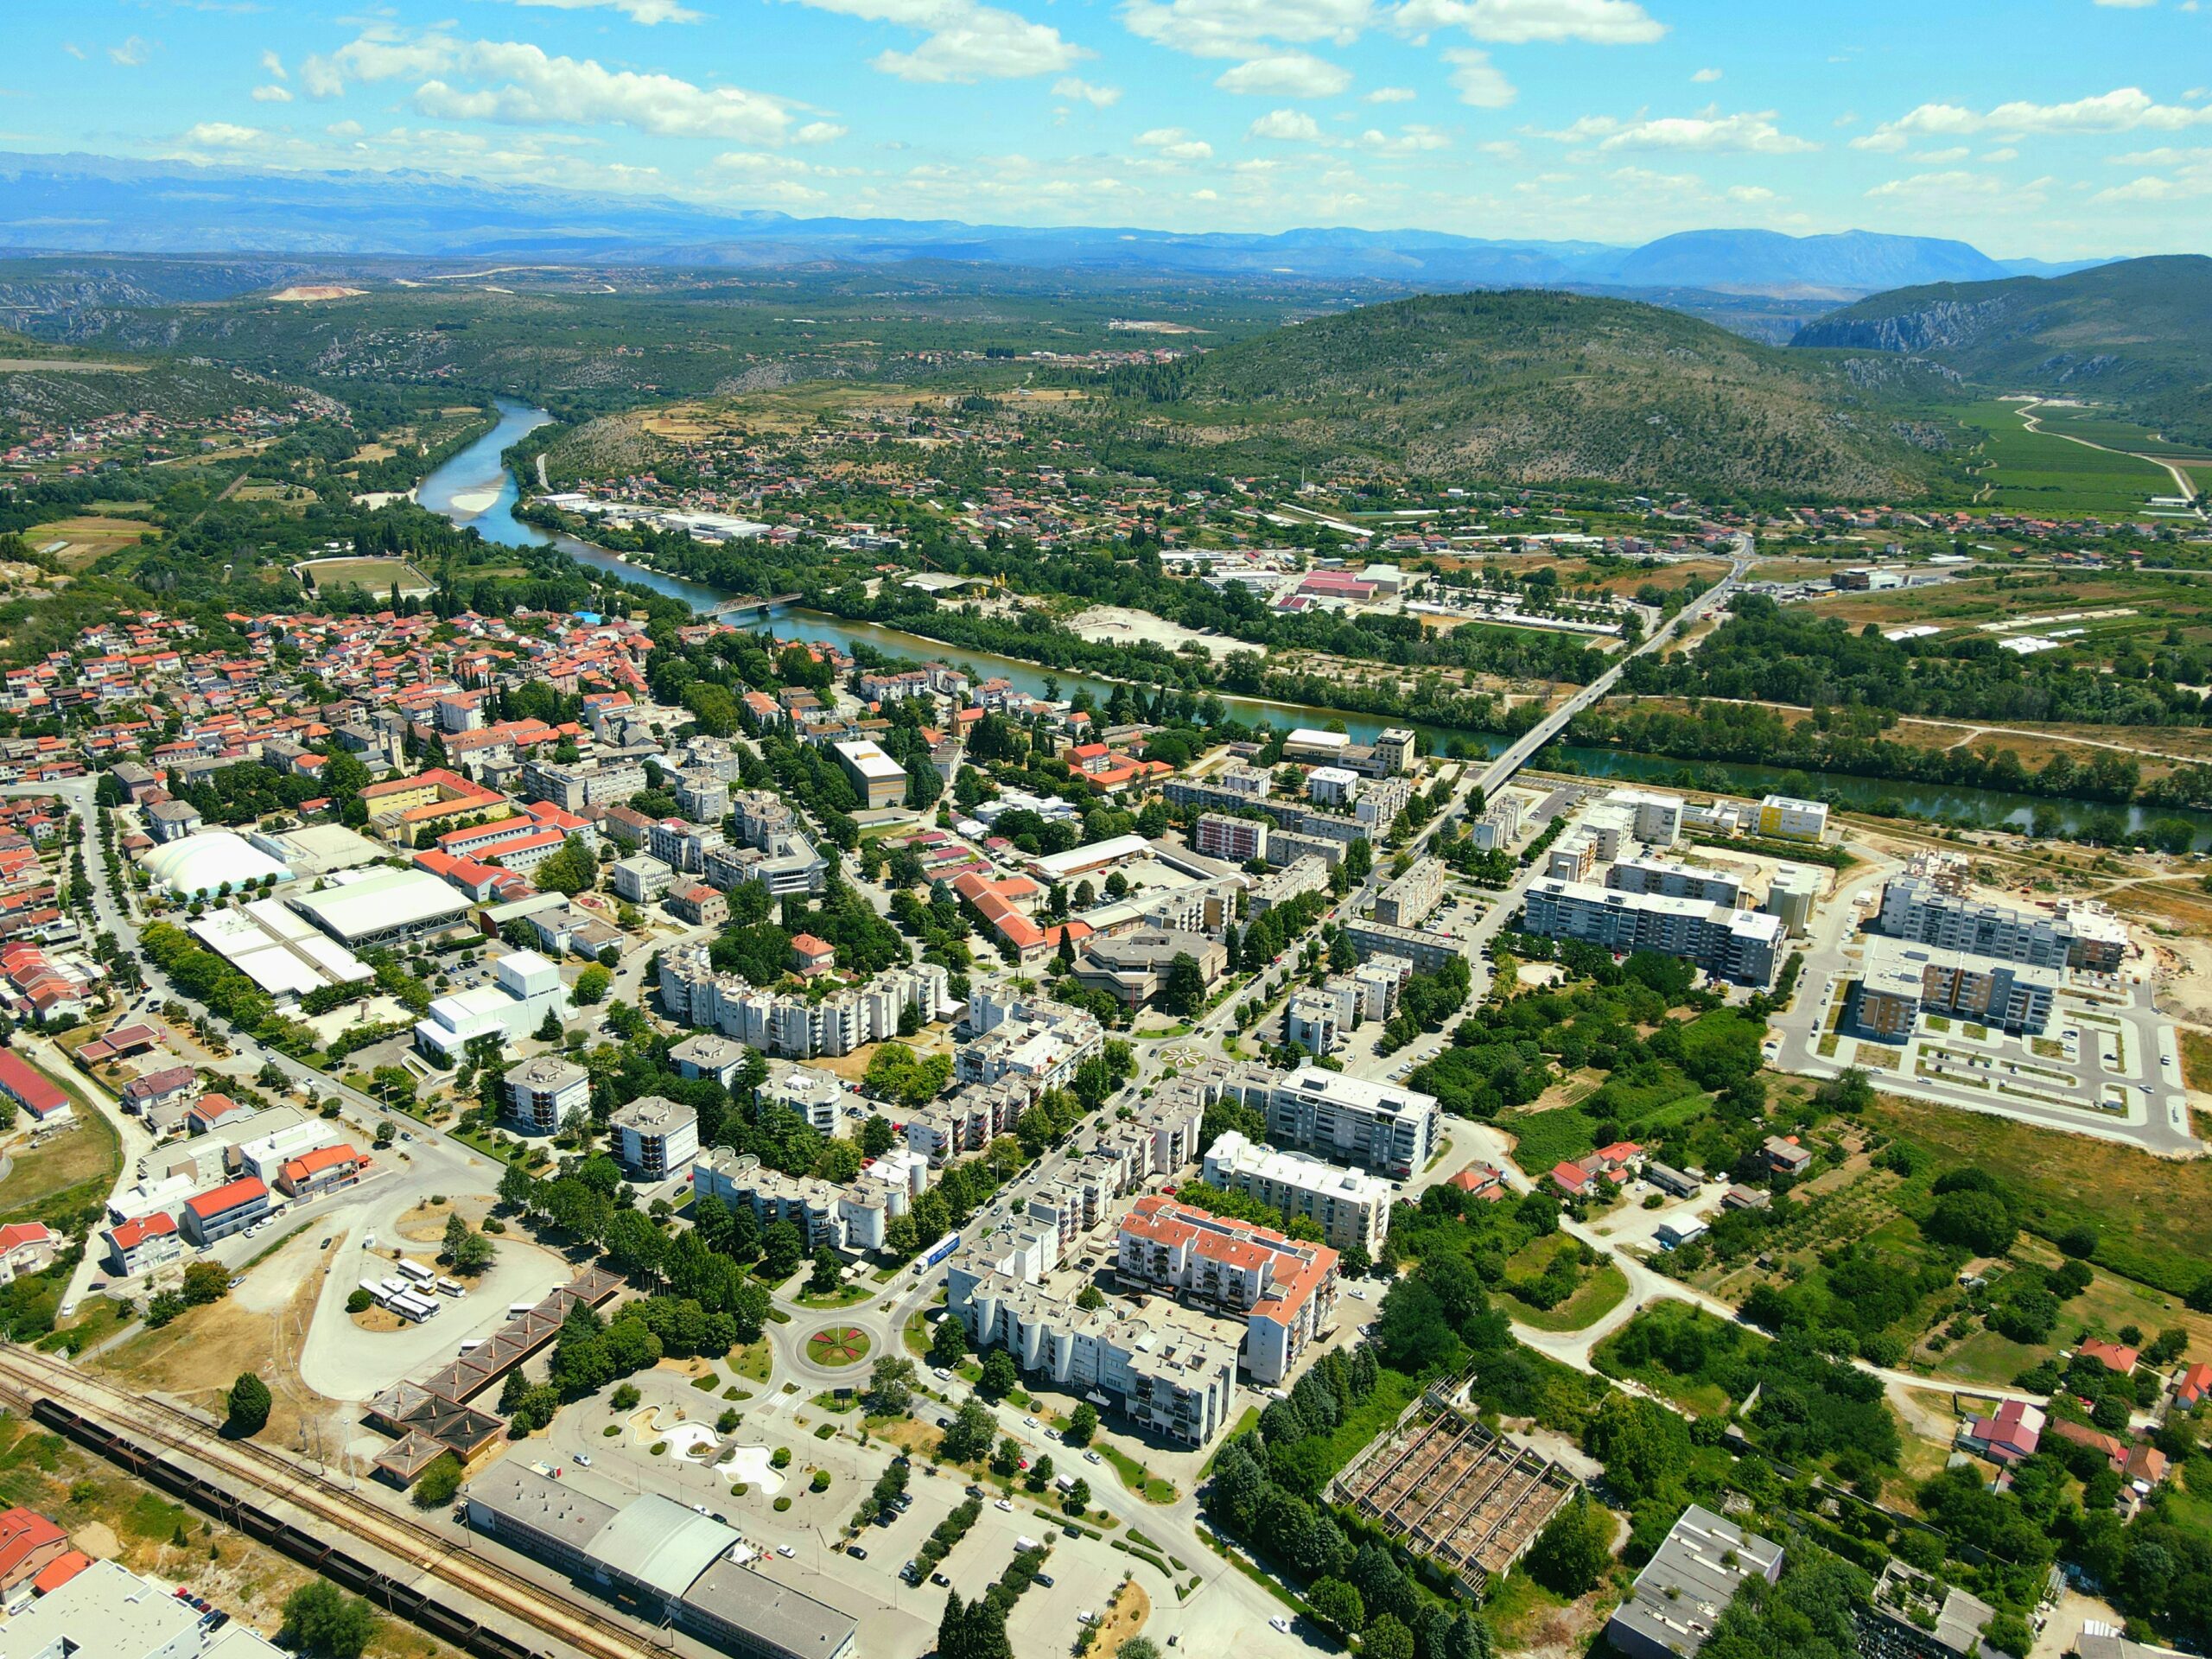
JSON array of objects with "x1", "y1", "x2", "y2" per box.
[
  {"x1": 395, "y1": 1259, "x2": 435, "y2": 1283},
  {"x1": 435, "y1": 1276, "x2": 464, "y2": 1297}
]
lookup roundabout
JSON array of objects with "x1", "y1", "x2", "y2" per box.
[{"x1": 804, "y1": 1325, "x2": 871, "y2": 1368}]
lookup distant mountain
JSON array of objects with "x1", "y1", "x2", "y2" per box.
[
  {"x1": 0, "y1": 151, "x2": 2113, "y2": 305},
  {"x1": 1114, "y1": 289, "x2": 1960, "y2": 501},
  {"x1": 1791, "y1": 255, "x2": 2212, "y2": 443},
  {"x1": 1578, "y1": 228, "x2": 2010, "y2": 296}
]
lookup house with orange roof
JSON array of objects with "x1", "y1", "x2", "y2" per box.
[
  {"x1": 103, "y1": 1211, "x2": 183, "y2": 1277},
  {"x1": 2081, "y1": 1338, "x2": 2139, "y2": 1376},
  {"x1": 791, "y1": 934, "x2": 837, "y2": 976},
  {"x1": 0, "y1": 1508, "x2": 69, "y2": 1592},
  {"x1": 277, "y1": 1141, "x2": 365, "y2": 1199}
]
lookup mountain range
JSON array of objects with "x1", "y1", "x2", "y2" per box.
[
  {"x1": 0, "y1": 150, "x2": 2105, "y2": 300},
  {"x1": 1795, "y1": 256, "x2": 2212, "y2": 445}
]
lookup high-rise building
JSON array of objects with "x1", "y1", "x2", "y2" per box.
[
  {"x1": 1266, "y1": 1065, "x2": 1440, "y2": 1178},
  {"x1": 1522, "y1": 878, "x2": 1783, "y2": 988}
]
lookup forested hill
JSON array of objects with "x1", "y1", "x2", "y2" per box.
[
  {"x1": 1790, "y1": 255, "x2": 2212, "y2": 445},
  {"x1": 1099, "y1": 290, "x2": 1962, "y2": 504}
]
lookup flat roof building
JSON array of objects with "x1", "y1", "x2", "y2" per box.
[
  {"x1": 1604, "y1": 1504, "x2": 1783, "y2": 1659},
  {"x1": 831, "y1": 740, "x2": 907, "y2": 811},
  {"x1": 1267, "y1": 1065, "x2": 1440, "y2": 1179},
  {"x1": 465, "y1": 1465, "x2": 857, "y2": 1659},
  {"x1": 289, "y1": 866, "x2": 471, "y2": 949},
  {"x1": 1523, "y1": 877, "x2": 1783, "y2": 988},
  {"x1": 1201, "y1": 1129, "x2": 1394, "y2": 1256}
]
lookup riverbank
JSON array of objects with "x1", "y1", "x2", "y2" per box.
[{"x1": 414, "y1": 398, "x2": 2212, "y2": 849}]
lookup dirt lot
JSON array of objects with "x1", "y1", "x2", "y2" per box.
[{"x1": 1068, "y1": 605, "x2": 1239, "y2": 662}]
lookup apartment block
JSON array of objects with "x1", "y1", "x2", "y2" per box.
[
  {"x1": 1267, "y1": 1065, "x2": 1440, "y2": 1178},
  {"x1": 658, "y1": 945, "x2": 948, "y2": 1059},
  {"x1": 1194, "y1": 812, "x2": 1268, "y2": 864},
  {"x1": 1756, "y1": 794, "x2": 1829, "y2": 842},
  {"x1": 1522, "y1": 877, "x2": 1783, "y2": 988},
  {"x1": 610, "y1": 1095, "x2": 701, "y2": 1182},
  {"x1": 1853, "y1": 938, "x2": 2059, "y2": 1038},
  {"x1": 1116, "y1": 1195, "x2": 1338, "y2": 1385},
  {"x1": 956, "y1": 991, "x2": 1103, "y2": 1090},
  {"x1": 1878, "y1": 874, "x2": 2123, "y2": 971},
  {"x1": 1373, "y1": 856, "x2": 1445, "y2": 929},
  {"x1": 1606, "y1": 856, "x2": 1743, "y2": 908},
  {"x1": 1202, "y1": 1129, "x2": 1393, "y2": 1256}
]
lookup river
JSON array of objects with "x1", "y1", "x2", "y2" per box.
[{"x1": 416, "y1": 398, "x2": 2212, "y2": 847}]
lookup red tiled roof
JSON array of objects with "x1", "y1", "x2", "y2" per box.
[
  {"x1": 31, "y1": 1550, "x2": 90, "y2": 1595},
  {"x1": 185, "y1": 1175, "x2": 267, "y2": 1219},
  {"x1": 0, "y1": 1052, "x2": 65, "y2": 1116},
  {"x1": 0, "y1": 1509, "x2": 65, "y2": 1580},
  {"x1": 107, "y1": 1212, "x2": 178, "y2": 1250}
]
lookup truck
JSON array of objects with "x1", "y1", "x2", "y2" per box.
[{"x1": 920, "y1": 1231, "x2": 962, "y2": 1270}]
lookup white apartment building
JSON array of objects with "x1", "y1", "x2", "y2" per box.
[
  {"x1": 1266, "y1": 1065, "x2": 1440, "y2": 1179},
  {"x1": 1202, "y1": 1129, "x2": 1393, "y2": 1256},
  {"x1": 610, "y1": 1096, "x2": 701, "y2": 1183},
  {"x1": 658, "y1": 946, "x2": 949, "y2": 1059},
  {"x1": 956, "y1": 992, "x2": 1103, "y2": 1091},
  {"x1": 505, "y1": 1054, "x2": 589, "y2": 1134}
]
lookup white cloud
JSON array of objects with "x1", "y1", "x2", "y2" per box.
[
  {"x1": 1121, "y1": 0, "x2": 1373, "y2": 60},
  {"x1": 181, "y1": 122, "x2": 261, "y2": 146},
  {"x1": 1541, "y1": 105, "x2": 1815, "y2": 152},
  {"x1": 108, "y1": 35, "x2": 155, "y2": 67},
  {"x1": 1392, "y1": 0, "x2": 1662, "y2": 43},
  {"x1": 488, "y1": 0, "x2": 707, "y2": 20},
  {"x1": 1866, "y1": 168, "x2": 2011, "y2": 199},
  {"x1": 1054, "y1": 75, "x2": 1122, "y2": 106},
  {"x1": 796, "y1": 121, "x2": 849, "y2": 143},
  {"x1": 1911, "y1": 145, "x2": 1969, "y2": 162},
  {"x1": 1359, "y1": 123, "x2": 1450, "y2": 151},
  {"x1": 1247, "y1": 107, "x2": 1324, "y2": 139},
  {"x1": 1863, "y1": 86, "x2": 2212, "y2": 146},
  {"x1": 251, "y1": 84, "x2": 293, "y2": 102},
  {"x1": 791, "y1": 0, "x2": 1084, "y2": 81},
  {"x1": 1441, "y1": 47, "x2": 1515, "y2": 106},
  {"x1": 2093, "y1": 0, "x2": 2158, "y2": 8},
  {"x1": 1137, "y1": 125, "x2": 1216, "y2": 159},
  {"x1": 1726, "y1": 182, "x2": 1776, "y2": 201},
  {"x1": 1215, "y1": 53, "x2": 1351, "y2": 95},
  {"x1": 1691, "y1": 66, "x2": 1721, "y2": 81},
  {"x1": 1364, "y1": 85, "x2": 1416, "y2": 102},
  {"x1": 1981, "y1": 145, "x2": 2018, "y2": 161},
  {"x1": 259, "y1": 49, "x2": 286, "y2": 80},
  {"x1": 306, "y1": 32, "x2": 798, "y2": 143}
]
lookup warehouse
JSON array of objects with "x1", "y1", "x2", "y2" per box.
[
  {"x1": 289, "y1": 866, "x2": 471, "y2": 949},
  {"x1": 466, "y1": 1466, "x2": 858, "y2": 1659},
  {"x1": 190, "y1": 898, "x2": 375, "y2": 1002}
]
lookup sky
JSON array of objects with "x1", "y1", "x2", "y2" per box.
[{"x1": 8, "y1": 0, "x2": 2212, "y2": 257}]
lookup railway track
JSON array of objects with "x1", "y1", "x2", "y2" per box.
[{"x1": 0, "y1": 1346, "x2": 658, "y2": 1659}]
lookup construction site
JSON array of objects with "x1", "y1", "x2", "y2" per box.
[{"x1": 1331, "y1": 1390, "x2": 1580, "y2": 1591}]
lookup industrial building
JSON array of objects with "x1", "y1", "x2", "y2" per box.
[
  {"x1": 464, "y1": 1465, "x2": 858, "y2": 1659},
  {"x1": 1522, "y1": 878, "x2": 1783, "y2": 988},
  {"x1": 1603, "y1": 1504, "x2": 1783, "y2": 1659},
  {"x1": 189, "y1": 898, "x2": 375, "y2": 1004}
]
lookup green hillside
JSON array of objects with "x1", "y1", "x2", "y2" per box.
[
  {"x1": 1791, "y1": 255, "x2": 2212, "y2": 447},
  {"x1": 1097, "y1": 289, "x2": 1963, "y2": 502}
]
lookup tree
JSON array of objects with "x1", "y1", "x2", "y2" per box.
[
  {"x1": 412, "y1": 1452, "x2": 464, "y2": 1507},
  {"x1": 991, "y1": 1435, "x2": 1022, "y2": 1478},
  {"x1": 941, "y1": 1400, "x2": 997, "y2": 1462},
  {"x1": 866, "y1": 1357, "x2": 916, "y2": 1416},
  {"x1": 1064, "y1": 1402, "x2": 1097, "y2": 1446},
  {"x1": 1363, "y1": 1615, "x2": 1414, "y2": 1659},
  {"x1": 808, "y1": 1245, "x2": 843, "y2": 1297},
  {"x1": 762, "y1": 1220, "x2": 805, "y2": 1280},
  {"x1": 1162, "y1": 951, "x2": 1207, "y2": 1016},
  {"x1": 182, "y1": 1262, "x2": 229, "y2": 1306},
  {"x1": 928, "y1": 1316, "x2": 969, "y2": 1370},
  {"x1": 1526, "y1": 1492, "x2": 1612, "y2": 1597},
  {"x1": 1064, "y1": 1477, "x2": 1090, "y2": 1512},
  {"x1": 1308, "y1": 1578, "x2": 1364, "y2": 1637},
  {"x1": 1926, "y1": 1188, "x2": 2018, "y2": 1256},
  {"x1": 979, "y1": 1348, "x2": 1019, "y2": 1399},
  {"x1": 861, "y1": 1114, "x2": 897, "y2": 1157},
  {"x1": 280, "y1": 1583, "x2": 379, "y2": 1659},
  {"x1": 226, "y1": 1372, "x2": 271, "y2": 1437},
  {"x1": 571, "y1": 964, "x2": 612, "y2": 1006}
]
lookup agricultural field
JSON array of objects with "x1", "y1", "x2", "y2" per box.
[
  {"x1": 295, "y1": 556, "x2": 433, "y2": 594},
  {"x1": 1933, "y1": 398, "x2": 2174, "y2": 516},
  {"x1": 21, "y1": 513, "x2": 157, "y2": 569}
]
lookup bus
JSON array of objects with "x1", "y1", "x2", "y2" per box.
[
  {"x1": 435, "y1": 1276, "x2": 465, "y2": 1297},
  {"x1": 395, "y1": 1259, "x2": 435, "y2": 1283}
]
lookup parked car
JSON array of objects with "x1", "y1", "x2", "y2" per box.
[
  {"x1": 1269, "y1": 1618, "x2": 1293, "y2": 1634},
  {"x1": 778, "y1": 1545, "x2": 797, "y2": 1559},
  {"x1": 574, "y1": 1452, "x2": 592, "y2": 1467},
  {"x1": 846, "y1": 1546, "x2": 868, "y2": 1560}
]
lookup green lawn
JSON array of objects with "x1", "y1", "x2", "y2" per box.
[
  {"x1": 0, "y1": 1070, "x2": 122, "y2": 1231},
  {"x1": 1501, "y1": 1259, "x2": 1631, "y2": 1333},
  {"x1": 1097, "y1": 1443, "x2": 1178, "y2": 1503},
  {"x1": 732, "y1": 1341, "x2": 773, "y2": 1382}
]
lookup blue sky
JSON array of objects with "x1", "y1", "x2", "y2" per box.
[{"x1": 9, "y1": 0, "x2": 2212, "y2": 256}]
